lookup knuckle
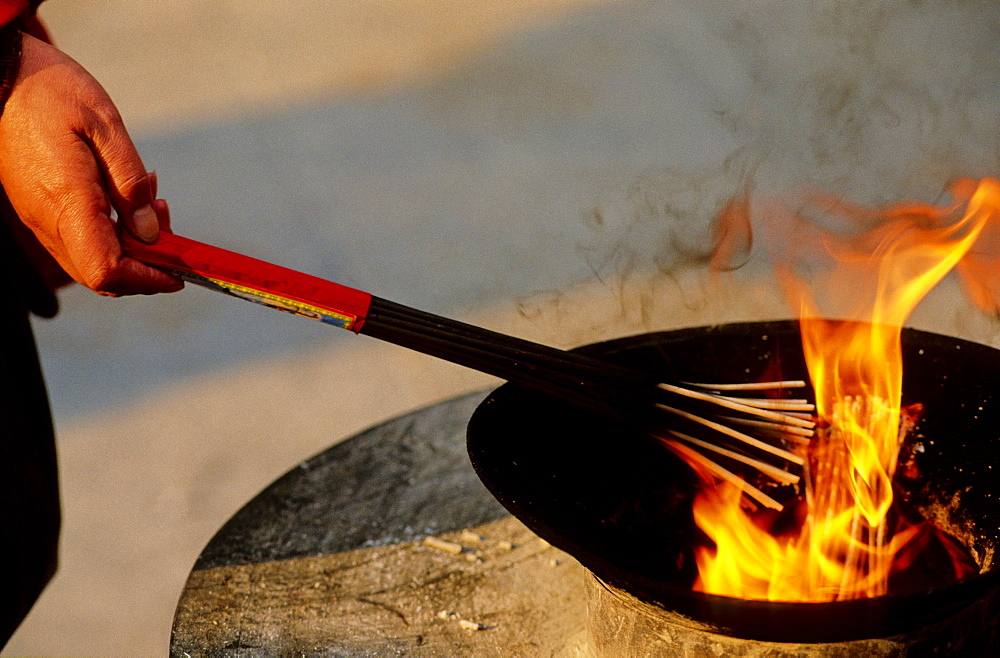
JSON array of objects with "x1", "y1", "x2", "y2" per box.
[
  {"x1": 116, "y1": 170, "x2": 151, "y2": 202},
  {"x1": 75, "y1": 245, "x2": 127, "y2": 295},
  {"x1": 81, "y1": 262, "x2": 119, "y2": 294},
  {"x1": 83, "y1": 91, "x2": 125, "y2": 129}
]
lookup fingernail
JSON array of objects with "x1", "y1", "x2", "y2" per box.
[{"x1": 132, "y1": 204, "x2": 159, "y2": 243}]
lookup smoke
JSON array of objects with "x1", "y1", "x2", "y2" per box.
[
  {"x1": 712, "y1": 0, "x2": 1000, "y2": 201},
  {"x1": 555, "y1": 0, "x2": 1000, "y2": 341}
]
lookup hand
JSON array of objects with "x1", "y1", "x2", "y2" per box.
[{"x1": 0, "y1": 33, "x2": 181, "y2": 296}]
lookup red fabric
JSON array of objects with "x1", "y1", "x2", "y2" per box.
[
  {"x1": 0, "y1": 1, "x2": 30, "y2": 27},
  {"x1": 0, "y1": 0, "x2": 47, "y2": 39}
]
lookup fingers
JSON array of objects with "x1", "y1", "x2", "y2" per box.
[
  {"x1": 52, "y1": 139, "x2": 180, "y2": 295},
  {"x1": 87, "y1": 114, "x2": 160, "y2": 244},
  {"x1": 49, "y1": 194, "x2": 180, "y2": 297}
]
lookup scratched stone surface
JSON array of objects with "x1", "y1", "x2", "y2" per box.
[
  {"x1": 172, "y1": 517, "x2": 588, "y2": 656},
  {"x1": 170, "y1": 394, "x2": 587, "y2": 655}
]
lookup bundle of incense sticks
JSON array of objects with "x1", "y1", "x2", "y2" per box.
[{"x1": 123, "y1": 232, "x2": 815, "y2": 507}]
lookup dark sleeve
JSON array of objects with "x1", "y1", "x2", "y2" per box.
[
  {"x1": 0, "y1": 0, "x2": 58, "y2": 318},
  {"x1": 0, "y1": 1, "x2": 30, "y2": 26},
  {"x1": 0, "y1": 1, "x2": 44, "y2": 112},
  {"x1": 0, "y1": 21, "x2": 20, "y2": 112},
  {"x1": 0, "y1": 4, "x2": 58, "y2": 644},
  {"x1": 0, "y1": 291, "x2": 60, "y2": 647}
]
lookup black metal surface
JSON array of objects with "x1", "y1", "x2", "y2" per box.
[
  {"x1": 467, "y1": 320, "x2": 1000, "y2": 643},
  {"x1": 194, "y1": 391, "x2": 507, "y2": 570}
]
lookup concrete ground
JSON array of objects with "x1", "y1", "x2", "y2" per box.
[{"x1": 5, "y1": 0, "x2": 1000, "y2": 654}]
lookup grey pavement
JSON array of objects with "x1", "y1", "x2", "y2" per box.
[{"x1": 7, "y1": 0, "x2": 1000, "y2": 654}]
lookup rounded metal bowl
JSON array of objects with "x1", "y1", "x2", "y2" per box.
[{"x1": 467, "y1": 320, "x2": 1000, "y2": 643}]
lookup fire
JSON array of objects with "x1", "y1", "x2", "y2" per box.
[{"x1": 688, "y1": 178, "x2": 999, "y2": 602}]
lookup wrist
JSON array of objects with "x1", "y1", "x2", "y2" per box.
[{"x1": 0, "y1": 21, "x2": 21, "y2": 115}]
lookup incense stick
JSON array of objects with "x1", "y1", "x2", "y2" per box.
[
  {"x1": 660, "y1": 437, "x2": 785, "y2": 511},
  {"x1": 666, "y1": 430, "x2": 800, "y2": 486},
  {"x1": 367, "y1": 297, "x2": 815, "y2": 485}
]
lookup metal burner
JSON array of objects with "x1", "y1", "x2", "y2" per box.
[{"x1": 468, "y1": 320, "x2": 1000, "y2": 644}]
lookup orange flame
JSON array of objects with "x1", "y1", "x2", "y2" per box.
[{"x1": 690, "y1": 178, "x2": 999, "y2": 602}]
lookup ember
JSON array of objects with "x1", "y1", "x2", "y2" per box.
[{"x1": 687, "y1": 178, "x2": 1000, "y2": 603}]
